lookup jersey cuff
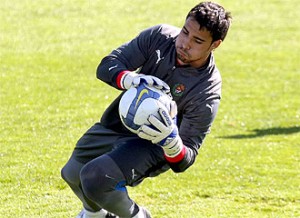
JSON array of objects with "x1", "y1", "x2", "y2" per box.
[
  {"x1": 116, "y1": 70, "x2": 130, "y2": 89},
  {"x1": 164, "y1": 146, "x2": 186, "y2": 163}
]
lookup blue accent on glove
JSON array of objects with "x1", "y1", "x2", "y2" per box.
[{"x1": 157, "y1": 117, "x2": 178, "y2": 146}]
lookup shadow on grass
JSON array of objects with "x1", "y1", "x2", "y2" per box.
[{"x1": 220, "y1": 126, "x2": 300, "y2": 139}]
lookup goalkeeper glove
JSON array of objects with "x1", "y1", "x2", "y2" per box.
[
  {"x1": 137, "y1": 103, "x2": 185, "y2": 160},
  {"x1": 117, "y1": 71, "x2": 170, "y2": 93}
]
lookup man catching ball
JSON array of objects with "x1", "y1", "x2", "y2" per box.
[{"x1": 61, "y1": 2, "x2": 232, "y2": 217}]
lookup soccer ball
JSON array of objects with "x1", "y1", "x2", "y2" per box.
[{"x1": 118, "y1": 83, "x2": 172, "y2": 133}]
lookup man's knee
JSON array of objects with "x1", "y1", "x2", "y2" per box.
[
  {"x1": 80, "y1": 155, "x2": 125, "y2": 203},
  {"x1": 61, "y1": 156, "x2": 84, "y2": 186},
  {"x1": 61, "y1": 164, "x2": 73, "y2": 185},
  {"x1": 80, "y1": 160, "x2": 108, "y2": 201}
]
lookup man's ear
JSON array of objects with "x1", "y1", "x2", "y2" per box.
[{"x1": 211, "y1": 39, "x2": 222, "y2": 49}]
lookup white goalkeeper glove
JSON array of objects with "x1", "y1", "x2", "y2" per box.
[
  {"x1": 119, "y1": 71, "x2": 170, "y2": 93},
  {"x1": 137, "y1": 102, "x2": 184, "y2": 158}
]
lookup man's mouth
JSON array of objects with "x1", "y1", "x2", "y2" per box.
[
  {"x1": 176, "y1": 52, "x2": 189, "y2": 66},
  {"x1": 177, "y1": 49, "x2": 188, "y2": 59}
]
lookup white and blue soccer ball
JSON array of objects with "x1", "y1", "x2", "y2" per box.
[{"x1": 118, "y1": 83, "x2": 172, "y2": 134}]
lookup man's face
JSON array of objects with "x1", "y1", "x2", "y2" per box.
[{"x1": 175, "y1": 17, "x2": 221, "y2": 68}]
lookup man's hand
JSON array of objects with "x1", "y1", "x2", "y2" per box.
[
  {"x1": 120, "y1": 71, "x2": 170, "y2": 93},
  {"x1": 137, "y1": 105, "x2": 184, "y2": 158}
]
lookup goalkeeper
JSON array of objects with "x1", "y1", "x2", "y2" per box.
[{"x1": 61, "y1": 2, "x2": 232, "y2": 218}]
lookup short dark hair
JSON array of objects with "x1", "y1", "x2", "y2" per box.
[{"x1": 187, "y1": 1, "x2": 232, "y2": 42}]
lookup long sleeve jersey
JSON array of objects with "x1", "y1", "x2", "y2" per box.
[{"x1": 97, "y1": 24, "x2": 222, "y2": 172}]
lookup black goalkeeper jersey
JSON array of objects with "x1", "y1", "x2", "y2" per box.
[{"x1": 97, "y1": 24, "x2": 221, "y2": 171}]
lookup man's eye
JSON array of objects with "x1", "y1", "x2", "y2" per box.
[{"x1": 182, "y1": 29, "x2": 188, "y2": 35}]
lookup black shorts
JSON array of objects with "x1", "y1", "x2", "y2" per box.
[{"x1": 73, "y1": 122, "x2": 170, "y2": 186}]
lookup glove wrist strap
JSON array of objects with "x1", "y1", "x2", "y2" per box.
[
  {"x1": 116, "y1": 70, "x2": 132, "y2": 89},
  {"x1": 164, "y1": 145, "x2": 186, "y2": 163},
  {"x1": 162, "y1": 136, "x2": 185, "y2": 161}
]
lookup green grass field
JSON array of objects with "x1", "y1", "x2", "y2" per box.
[{"x1": 1, "y1": 0, "x2": 299, "y2": 217}]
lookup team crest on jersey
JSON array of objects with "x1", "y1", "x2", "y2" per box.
[{"x1": 172, "y1": 83, "x2": 185, "y2": 97}]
